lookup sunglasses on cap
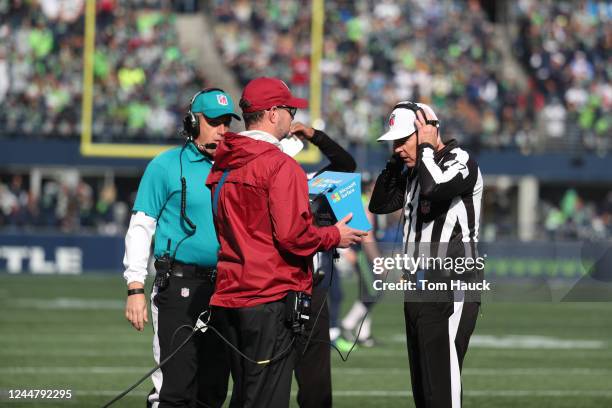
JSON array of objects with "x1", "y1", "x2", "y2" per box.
[{"x1": 204, "y1": 115, "x2": 232, "y2": 128}]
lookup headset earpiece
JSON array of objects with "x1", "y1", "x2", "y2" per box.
[
  {"x1": 183, "y1": 113, "x2": 198, "y2": 141},
  {"x1": 190, "y1": 112, "x2": 199, "y2": 139}
]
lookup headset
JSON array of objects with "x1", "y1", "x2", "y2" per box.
[
  {"x1": 392, "y1": 101, "x2": 440, "y2": 130},
  {"x1": 183, "y1": 87, "x2": 225, "y2": 141}
]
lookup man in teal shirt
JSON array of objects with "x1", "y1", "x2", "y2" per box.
[{"x1": 123, "y1": 88, "x2": 240, "y2": 408}]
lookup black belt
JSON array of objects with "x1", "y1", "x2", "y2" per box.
[{"x1": 170, "y1": 261, "x2": 216, "y2": 281}]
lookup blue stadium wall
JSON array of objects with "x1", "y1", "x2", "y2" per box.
[{"x1": 2, "y1": 139, "x2": 612, "y2": 181}]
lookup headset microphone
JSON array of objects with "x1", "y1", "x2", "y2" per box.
[{"x1": 193, "y1": 142, "x2": 218, "y2": 151}]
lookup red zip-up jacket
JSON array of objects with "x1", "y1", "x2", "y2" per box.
[{"x1": 206, "y1": 132, "x2": 340, "y2": 308}]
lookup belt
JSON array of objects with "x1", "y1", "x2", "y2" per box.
[{"x1": 170, "y1": 261, "x2": 217, "y2": 281}]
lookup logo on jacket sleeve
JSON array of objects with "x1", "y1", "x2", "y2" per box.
[{"x1": 181, "y1": 287, "x2": 190, "y2": 298}]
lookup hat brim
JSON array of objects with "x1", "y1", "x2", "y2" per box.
[
  {"x1": 205, "y1": 111, "x2": 242, "y2": 121},
  {"x1": 286, "y1": 97, "x2": 308, "y2": 109},
  {"x1": 377, "y1": 128, "x2": 414, "y2": 142}
]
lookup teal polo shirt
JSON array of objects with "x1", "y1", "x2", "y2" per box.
[{"x1": 133, "y1": 143, "x2": 219, "y2": 267}]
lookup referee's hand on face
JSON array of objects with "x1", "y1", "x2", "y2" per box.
[
  {"x1": 125, "y1": 282, "x2": 148, "y2": 331},
  {"x1": 335, "y1": 213, "x2": 368, "y2": 248}
]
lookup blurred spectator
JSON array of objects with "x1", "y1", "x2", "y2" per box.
[
  {"x1": 0, "y1": 46, "x2": 8, "y2": 104},
  {"x1": 541, "y1": 97, "x2": 566, "y2": 138}
]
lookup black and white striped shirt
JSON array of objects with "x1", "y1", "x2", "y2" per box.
[{"x1": 369, "y1": 139, "x2": 483, "y2": 267}]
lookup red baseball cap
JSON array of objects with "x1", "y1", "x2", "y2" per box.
[{"x1": 240, "y1": 77, "x2": 308, "y2": 113}]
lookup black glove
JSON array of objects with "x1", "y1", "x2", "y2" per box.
[
  {"x1": 368, "y1": 153, "x2": 408, "y2": 214},
  {"x1": 385, "y1": 153, "x2": 405, "y2": 175}
]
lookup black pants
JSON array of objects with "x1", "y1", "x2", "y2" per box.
[
  {"x1": 215, "y1": 301, "x2": 295, "y2": 408},
  {"x1": 403, "y1": 299, "x2": 479, "y2": 408},
  {"x1": 295, "y1": 284, "x2": 332, "y2": 408},
  {"x1": 150, "y1": 276, "x2": 230, "y2": 408}
]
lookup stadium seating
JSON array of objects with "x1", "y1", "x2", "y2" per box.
[
  {"x1": 513, "y1": 0, "x2": 611, "y2": 154},
  {"x1": 1, "y1": 0, "x2": 608, "y2": 153},
  {"x1": 0, "y1": 0, "x2": 205, "y2": 141},
  {"x1": 210, "y1": 0, "x2": 610, "y2": 151},
  {"x1": 212, "y1": 0, "x2": 522, "y2": 149}
]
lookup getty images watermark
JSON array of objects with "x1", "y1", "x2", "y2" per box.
[
  {"x1": 370, "y1": 253, "x2": 491, "y2": 292},
  {"x1": 354, "y1": 241, "x2": 612, "y2": 303}
]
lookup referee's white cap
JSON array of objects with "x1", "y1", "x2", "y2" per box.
[{"x1": 377, "y1": 102, "x2": 438, "y2": 142}]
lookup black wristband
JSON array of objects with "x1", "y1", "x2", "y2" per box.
[
  {"x1": 418, "y1": 142, "x2": 435, "y2": 151},
  {"x1": 127, "y1": 288, "x2": 145, "y2": 296}
]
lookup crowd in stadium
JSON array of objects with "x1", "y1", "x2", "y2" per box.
[
  {"x1": 211, "y1": 0, "x2": 610, "y2": 151},
  {"x1": 212, "y1": 0, "x2": 518, "y2": 149},
  {"x1": 0, "y1": 0, "x2": 608, "y2": 153},
  {"x1": 514, "y1": 0, "x2": 611, "y2": 153},
  {"x1": 0, "y1": 0, "x2": 204, "y2": 141}
]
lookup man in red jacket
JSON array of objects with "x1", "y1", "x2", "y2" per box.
[{"x1": 206, "y1": 77, "x2": 366, "y2": 408}]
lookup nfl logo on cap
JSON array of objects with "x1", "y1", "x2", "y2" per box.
[
  {"x1": 181, "y1": 287, "x2": 190, "y2": 298},
  {"x1": 217, "y1": 94, "x2": 228, "y2": 106}
]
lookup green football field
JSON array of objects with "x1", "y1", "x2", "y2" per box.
[{"x1": 0, "y1": 274, "x2": 611, "y2": 408}]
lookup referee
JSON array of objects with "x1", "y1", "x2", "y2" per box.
[
  {"x1": 123, "y1": 88, "x2": 240, "y2": 407},
  {"x1": 369, "y1": 102, "x2": 483, "y2": 408}
]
